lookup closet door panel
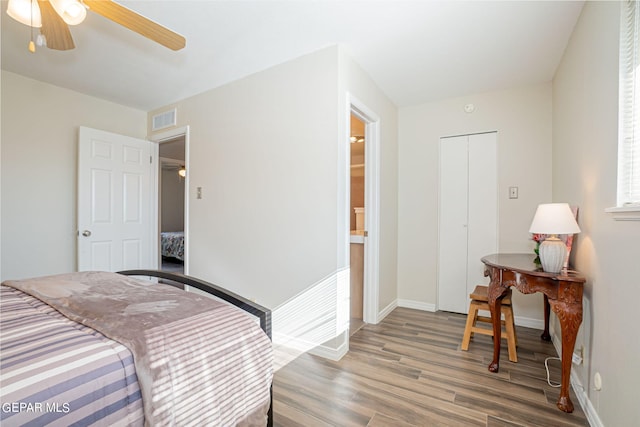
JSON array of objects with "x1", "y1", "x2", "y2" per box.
[
  {"x1": 438, "y1": 135, "x2": 469, "y2": 314},
  {"x1": 467, "y1": 132, "x2": 498, "y2": 296}
]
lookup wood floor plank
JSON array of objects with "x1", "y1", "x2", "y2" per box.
[
  {"x1": 367, "y1": 412, "x2": 416, "y2": 427},
  {"x1": 273, "y1": 307, "x2": 588, "y2": 426}
]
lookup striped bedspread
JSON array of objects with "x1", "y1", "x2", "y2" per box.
[
  {"x1": 1, "y1": 272, "x2": 273, "y2": 426},
  {"x1": 0, "y1": 285, "x2": 144, "y2": 426}
]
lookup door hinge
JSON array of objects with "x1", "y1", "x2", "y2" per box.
[{"x1": 150, "y1": 156, "x2": 152, "y2": 164}]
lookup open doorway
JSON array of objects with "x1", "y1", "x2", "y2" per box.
[
  {"x1": 350, "y1": 113, "x2": 366, "y2": 335},
  {"x1": 348, "y1": 97, "x2": 381, "y2": 331},
  {"x1": 158, "y1": 136, "x2": 186, "y2": 273}
]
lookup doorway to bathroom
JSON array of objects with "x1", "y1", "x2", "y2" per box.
[
  {"x1": 350, "y1": 113, "x2": 366, "y2": 334},
  {"x1": 346, "y1": 96, "x2": 380, "y2": 338},
  {"x1": 347, "y1": 97, "x2": 381, "y2": 337}
]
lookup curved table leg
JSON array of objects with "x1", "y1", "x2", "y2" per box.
[
  {"x1": 487, "y1": 279, "x2": 507, "y2": 373},
  {"x1": 541, "y1": 294, "x2": 551, "y2": 341},
  {"x1": 551, "y1": 299, "x2": 582, "y2": 413}
]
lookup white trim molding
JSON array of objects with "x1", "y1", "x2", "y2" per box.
[
  {"x1": 398, "y1": 299, "x2": 437, "y2": 312},
  {"x1": 551, "y1": 329, "x2": 603, "y2": 427},
  {"x1": 309, "y1": 331, "x2": 349, "y2": 361},
  {"x1": 605, "y1": 205, "x2": 640, "y2": 221},
  {"x1": 347, "y1": 93, "x2": 382, "y2": 326},
  {"x1": 396, "y1": 300, "x2": 542, "y2": 329},
  {"x1": 570, "y1": 370, "x2": 605, "y2": 427},
  {"x1": 377, "y1": 300, "x2": 398, "y2": 323}
]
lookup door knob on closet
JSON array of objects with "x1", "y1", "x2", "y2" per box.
[{"x1": 81, "y1": 230, "x2": 92, "y2": 237}]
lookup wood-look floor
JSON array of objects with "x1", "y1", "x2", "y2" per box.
[{"x1": 273, "y1": 307, "x2": 589, "y2": 427}]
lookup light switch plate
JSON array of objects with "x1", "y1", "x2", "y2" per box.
[{"x1": 509, "y1": 186, "x2": 518, "y2": 199}]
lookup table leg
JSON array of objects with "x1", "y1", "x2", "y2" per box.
[
  {"x1": 541, "y1": 294, "x2": 551, "y2": 341},
  {"x1": 487, "y1": 280, "x2": 506, "y2": 373},
  {"x1": 552, "y1": 299, "x2": 582, "y2": 413}
]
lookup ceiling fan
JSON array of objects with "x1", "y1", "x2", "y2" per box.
[{"x1": 6, "y1": 0, "x2": 186, "y2": 52}]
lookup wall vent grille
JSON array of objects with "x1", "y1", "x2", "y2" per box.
[{"x1": 152, "y1": 109, "x2": 177, "y2": 131}]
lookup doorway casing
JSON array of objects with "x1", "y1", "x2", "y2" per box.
[{"x1": 346, "y1": 95, "x2": 381, "y2": 325}]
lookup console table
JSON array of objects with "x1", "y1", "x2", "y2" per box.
[{"x1": 481, "y1": 253, "x2": 585, "y2": 413}]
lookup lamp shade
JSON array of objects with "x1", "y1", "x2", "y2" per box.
[{"x1": 529, "y1": 203, "x2": 581, "y2": 235}]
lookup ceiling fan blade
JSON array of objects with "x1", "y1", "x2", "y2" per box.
[
  {"x1": 38, "y1": 0, "x2": 75, "y2": 50},
  {"x1": 83, "y1": 0, "x2": 186, "y2": 51}
]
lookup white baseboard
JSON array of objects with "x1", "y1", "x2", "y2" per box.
[
  {"x1": 551, "y1": 331, "x2": 604, "y2": 427},
  {"x1": 396, "y1": 299, "x2": 542, "y2": 326},
  {"x1": 513, "y1": 315, "x2": 544, "y2": 330},
  {"x1": 308, "y1": 331, "x2": 349, "y2": 361},
  {"x1": 570, "y1": 370, "x2": 604, "y2": 427},
  {"x1": 396, "y1": 299, "x2": 542, "y2": 330},
  {"x1": 397, "y1": 299, "x2": 436, "y2": 312},
  {"x1": 376, "y1": 300, "x2": 398, "y2": 323}
]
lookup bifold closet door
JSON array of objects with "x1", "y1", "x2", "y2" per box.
[
  {"x1": 466, "y1": 133, "x2": 498, "y2": 302},
  {"x1": 438, "y1": 135, "x2": 469, "y2": 313},
  {"x1": 438, "y1": 133, "x2": 497, "y2": 314}
]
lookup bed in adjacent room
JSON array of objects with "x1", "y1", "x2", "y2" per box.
[
  {"x1": 0, "y1": 270, "x2": 273, "y2": 426},
  {"x1": 160, "y1": 231, "x2": 185, "y2": 261}
]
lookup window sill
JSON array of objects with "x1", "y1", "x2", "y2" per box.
[{"x1": 605, "y1": 205, "x2": 640, "y2": 221}]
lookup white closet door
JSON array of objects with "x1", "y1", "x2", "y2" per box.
[
  {"x1": 438, "y1": 132, "x2": 497, "y2": 314},
  {"x1": 466, "y1": 133, "x2": 498, "y2": 297},
  {"x1": 438, "y1": 135, "x2": 469, "y2": 313}
]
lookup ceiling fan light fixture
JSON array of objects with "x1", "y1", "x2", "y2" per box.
[
  {"x1": 49, "y1": 0, "x2": 86, "y2": 25},
  {"x1": 6, "y1": 0, "x2": 42, "y2": 27}
]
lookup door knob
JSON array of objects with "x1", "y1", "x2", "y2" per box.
[{"x1": 82, "y1": 230, "x2": 92, "y2": 237}]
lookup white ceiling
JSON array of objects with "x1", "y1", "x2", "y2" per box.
[{"x1": 1, "y1": 1, "x2": 584, "y2": 111}]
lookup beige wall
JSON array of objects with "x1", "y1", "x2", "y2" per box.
[
  {"x1": 397, "y1": 83, "x2": 553, "y2": 324},
  {"x1": 160, "y1": 168, "x2": 185, "y2": 232},
  {"x1": 1, "y1": 47, "x2": 397, "y2": 362},
  {"x1": 553, "y1": 2, "x2": 640, "y2": 425},
  {"x1": 149, "y1": 47, "x2": 340, "y2": 309},
  {"x1": 148, "y1": 46, "x2": 398, "y2": 361},
  {"x1": 0, "y1": 71, "x2": 147, "y2": 280}
]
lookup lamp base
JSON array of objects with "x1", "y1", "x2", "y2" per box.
[{"x1": 539, "y1": 236, "x2": 567, "y2": 273}]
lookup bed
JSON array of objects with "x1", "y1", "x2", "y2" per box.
[
  {"x1": 0, "y1": 270, "x2": 273, "y2": 426},
  {"x1": 161, "y1": 231, "x2": 185, "y2": 261}
]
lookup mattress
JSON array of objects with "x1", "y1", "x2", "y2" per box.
[{"x1": 1, "y1": 271, "x2": 273, "y2": 426}]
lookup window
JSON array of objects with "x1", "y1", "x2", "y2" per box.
[{"x1": 617, "y1": 0, "x2": 640, "y2": 208}]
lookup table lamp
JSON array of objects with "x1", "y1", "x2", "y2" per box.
[{"x1": 528, "y1": 203, "x2": 581, "y2": 273}]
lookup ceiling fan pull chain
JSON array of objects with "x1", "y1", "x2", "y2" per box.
[{"x1": 28, "y1": 0, "x2": 35, "y2": 52}]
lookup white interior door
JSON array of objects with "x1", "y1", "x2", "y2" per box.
[
  {"x1": 466, "y1": 133, "x2": 498, "y2": 297},
  {"x1": 438, "y1": 135, "x2": 469, "y2": 313},
  {"x1": 438, "y1": 132, "x2": 497, "y2": 313},
  {"x1": 78, "y1": 127, "x2": 155, "y2": 272}
]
